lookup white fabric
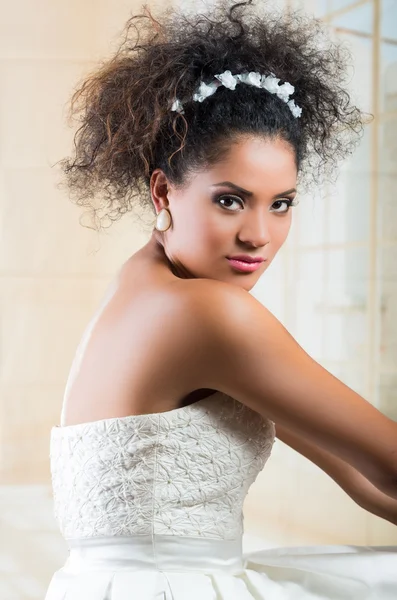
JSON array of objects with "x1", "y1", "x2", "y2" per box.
[
  {"x1": 49, "y1": 392, "x2": 274, "y2": 540},
  {"x1": 46, "y1": 391, "x2": 397, "y2": 599}
]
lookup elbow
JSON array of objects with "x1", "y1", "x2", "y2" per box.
[
  {"x1": 363, "y1": 446, "x2": 397, "y2": 500},
  {"x1": 375, "y1": 458, "x2": 397, "y2": 500},
  {"x1": 379, "y1": 476, "x2": 397, "y2": 501}
]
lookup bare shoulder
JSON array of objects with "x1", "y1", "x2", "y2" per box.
[
  {"x1": 60, "y1": 276, "x2": 224, "y2": 426},
  {"x1": 166, "y1": 277, "x2": 257, "y2": 354},
  {"x1": 172, "y1": 276, "x2": 251, "y2": 321},
  {"x1": 180, "y1": 279, "x2": 397, "y2": 495}
]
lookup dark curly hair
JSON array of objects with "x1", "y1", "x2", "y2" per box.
[{"x1": 58, "y1": 0, "x2": 366, "y2": 230}]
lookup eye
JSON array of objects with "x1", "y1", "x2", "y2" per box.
[
  {"x1": 215, "y1": 194, "x2": 300, "y2": 213},
  {"x1": 271, "y1": 198, "x2": 299, "y2": 214},
  {"x1": 216, "y1": 195, "x2": 244, "y2": 211}
]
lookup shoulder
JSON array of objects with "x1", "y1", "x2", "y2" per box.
[
  {"x1": 169, "y1": 277, "x2": 259, "y2": 326},
  {"x1": 160, "y1": 278, "x2": 270, "y2": 356},
  {"x1": 173, "y1": 278, "x2": 284, "y2": 356},
  {"x1": 164, "y1": 278, "x2": 281, "y2": 363},
  {"x1": 101, "y1": 274, "x2": 251, "y2": 365},
  {"x1": 165, "y1": 277, "x2": 282, "y2": 387},
  {"x1": 135, "y1": 277, "x2": 263, "y2": 382}
]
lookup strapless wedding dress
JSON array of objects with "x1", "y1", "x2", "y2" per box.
[{"x1": 45, "y1": 391, "x2": 397, "y2": 599}]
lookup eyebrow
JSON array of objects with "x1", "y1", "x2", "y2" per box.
[{"x1": 211, "y1": 181, "x2": 296, "y2": 198}]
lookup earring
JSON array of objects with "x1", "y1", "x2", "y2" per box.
[{"x1": 155, "y1": 208, "x2": 172, "y2": 232}]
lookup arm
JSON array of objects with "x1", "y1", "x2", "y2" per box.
[
  {"x1": 184, "y1": 279, "x2": 397, "y2": 499},
  {"x1": 275, "y1": 421, "x2": 397, "y2": 526}
]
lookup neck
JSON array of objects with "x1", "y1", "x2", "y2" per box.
[{"x1": 141, "y1": 231, "x2": 194, "y2": 280}]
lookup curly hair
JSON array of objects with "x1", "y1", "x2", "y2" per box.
[{"x1": 58, "y1": 0, "x2": 366, "y2": 230}]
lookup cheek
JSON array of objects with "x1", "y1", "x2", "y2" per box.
[
  {"x1": 182, "y1": 208, "x2": 225, "y2": 244},
  {"x1": 273, "y1": 218, "x2": 292, "y2": 246},
  {"x1": 187, "y1": 229, "x2": 222, "y2": 257},
  {"x1": 172, "y1": 209, "x2": 216, "y2": 256}
]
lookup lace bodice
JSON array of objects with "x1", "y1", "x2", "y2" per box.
[{"x1": 50, "y1": 392, "x2": 276, "y2": 541}]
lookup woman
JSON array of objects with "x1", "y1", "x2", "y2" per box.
[{"x1": 45, "y1": 1, "x2": 397, "y2": 598}]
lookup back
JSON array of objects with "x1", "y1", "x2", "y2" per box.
[{"x1": 60, "y1": 269, "x2": 219, "y2": 427}]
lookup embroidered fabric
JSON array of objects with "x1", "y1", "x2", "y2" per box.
[
  {"x1": 50, "y1": 392, "x2": 275, "y2": 541},
  {"x1": 46, "y1": 391, "x2": 397, "y2": 599}
]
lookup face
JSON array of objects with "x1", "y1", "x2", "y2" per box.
[{"x1": 150, "y1": 136, "x2": 298, "y2": 291}]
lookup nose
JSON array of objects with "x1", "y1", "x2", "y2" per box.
[{"x1": 237, "y1": 211, "x2": 271, "y2": 248}]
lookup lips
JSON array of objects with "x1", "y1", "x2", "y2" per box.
[
  {"x1": 227, "y1": 255, "x2": 265, "y2": 263},
  {"x1": 227, "y1": 258, "x2": 264, "y2": 273}
]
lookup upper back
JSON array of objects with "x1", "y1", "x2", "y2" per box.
[{"x1": 60, "y1": 260, "x2": 234, "y2": 427}]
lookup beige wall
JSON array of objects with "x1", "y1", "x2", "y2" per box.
[
  {"x1": 0, "y1": 1, "x2": 153, "y2": 597},
  {"x1": 0, "y1": 0, "x2": 396, "y2": 598},
  {"x1": 0, "y1": 1, "x2": 153, "y2": 486}
]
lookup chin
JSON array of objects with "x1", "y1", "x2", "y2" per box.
[
  {"x1": 241, "y1": 282, "x2": 257, "y2": 292},
  {"x1": 227, "y1": 277, "x2": 259, "y2": 292}
]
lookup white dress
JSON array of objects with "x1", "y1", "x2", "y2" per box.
[{"x1": 45, "y1": 391, "x2": 397, "y2": 599}]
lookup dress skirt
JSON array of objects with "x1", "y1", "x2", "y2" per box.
[{"x1": 44, "y1": 535, "x2": 397, "y2": 599}]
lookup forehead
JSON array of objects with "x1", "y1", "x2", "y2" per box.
[{"x1": 189, "y1": 136, "x2": 297, "y2": 192}]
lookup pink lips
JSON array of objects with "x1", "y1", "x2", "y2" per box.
[
  {"x1": 228, "y1": 254, "x2": 265, "y2": 263},
  {"x1": 227, "y1": 257, "x2": 266, "y2": 273}
]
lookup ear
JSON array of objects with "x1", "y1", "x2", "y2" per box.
[{"x1": 150, "y1": 169, "x2": 170, "y2": 213}]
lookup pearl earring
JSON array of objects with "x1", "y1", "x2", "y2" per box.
[{"x1": 155, "y1": 208, "x2": 172, "y2": 232}]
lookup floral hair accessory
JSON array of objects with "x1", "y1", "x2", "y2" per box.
[
  {"x1": 171, "y1": 70, "x2": 302, "y2": 118},
  {"x1": 192, "y1": 80, "x2": 222, "y2": 102}
]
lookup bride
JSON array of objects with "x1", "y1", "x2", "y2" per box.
[{"x1": 46, "y1": 1, "x2": 397, "y2": 598}]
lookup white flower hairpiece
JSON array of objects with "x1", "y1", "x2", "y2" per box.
[
  {"x1": 192, "y1": 80, "x2": 222, "y2": 103},
  {"x1": 171, "y1": 70, "x2": 302, "y2": 118}
]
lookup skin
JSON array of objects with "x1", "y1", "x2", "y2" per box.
[
  {"x1": 62, "y1": 135, "x2": 297, "y2": 424},
  {"x1": 61, "y1": 135, "x2": 397, "y2": 524},
  {"x1": 148, "y1": 135, "x2": 297, "y2": 292}
]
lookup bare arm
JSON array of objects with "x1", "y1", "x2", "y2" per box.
[
  {"x1": 275, "y1": 422, "x2": 397, "y2": 526},
  {"x1": 185, "y1": 280, "x2": 397, "y2": 499}
]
